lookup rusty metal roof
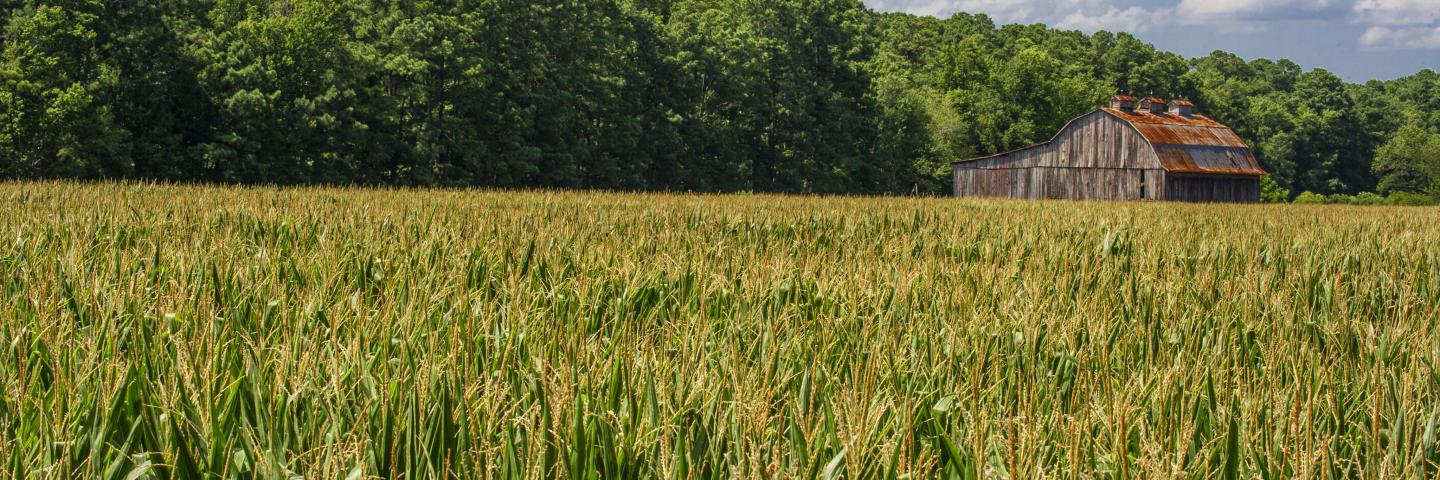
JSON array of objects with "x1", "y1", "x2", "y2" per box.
[
  {"x1": 1131, "y1": 122, "x2": 1249, "y2": 147},
  {"x1": 1103, "y1": 108, "x2": 1266, "y2": 176},
  {"x1": 1106, "y1": 108, "x2": 1228, "y2": 128},
  {"x1": 1168, "y1": 99, "x2": 1195, "y2": 107},
  {"x1": 1153, "y1": 145, "x2": 1266, "y2": 176},
  {"x1": 1103, "y1": 108, "x2": 1248, "y2": 146},
  {"x1": 1112, "y1": 94, "x2": 1135, "y2": 101}
]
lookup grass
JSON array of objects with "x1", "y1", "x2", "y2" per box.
[{"x1": 2, "y1": 181, "x2": 1438, "y2": 479}]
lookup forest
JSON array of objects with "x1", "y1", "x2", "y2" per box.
[{"x1": 2, "y1": 0, "x2": 1438, "y2": 201}]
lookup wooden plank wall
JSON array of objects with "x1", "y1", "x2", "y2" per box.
[
  {"x1": 1044, "y1": 112, "x2": 1157, "y2": 169},
  {"x1": 953, "y1": 111, "x2": 1164, "y2": 200},
  {"x1": 954, "y1": 167, "x2": 1167, "y2": 200},
  {"x1": 1162, "y1": 175, "x2": 1261, "y2": 203},
  {"x1": 1144, "y1": 170, "x2": 1166, "y2": 200}
]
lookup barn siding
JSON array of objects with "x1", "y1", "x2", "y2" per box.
[
  {"x1": 954, "y1": 167, "x2": 1166, "y2": 200},
  {"x1": 1040, "y1": 112, "x2": 1157, "y2": 170},
  {"x1": 1144, "y1": 170, "x2": 1165, "y2": 200},
  {"x1": 1162, "y1": 175, "x2": 1260, "y2": 203},
  {"x1": 953, "y1": 111, "x2": 1164, "y2": 200}
]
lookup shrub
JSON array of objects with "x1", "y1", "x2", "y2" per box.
[
  {"x1": 1326, "y1": 194, "x2": 1355, "y2": 205},
  {"x1": 1293, "y1": 191, "x2": 1326, "y2": 204},
  {"x1": 1260, "y1": 176, "x2": 1290, "y2": 203},
  {"x1": 1386, "y1": 191, "x2": 1437, "y2": 206},
  {"x1": 1351, "y1": 192, "x2": 1384, "y2": 205}
]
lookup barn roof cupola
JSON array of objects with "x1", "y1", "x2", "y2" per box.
[
  {"x1": 1109, "y1": 94, "x2": 1136, "y2": 111},
  {"x1": 1139, "y1": 97, "x2": 1167, "y2": 114},
  {"x1": 1168, "y1": 99, "x2": 1195, "y2": 117}
]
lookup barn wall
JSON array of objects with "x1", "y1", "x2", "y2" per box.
[
  {"x1": 1043, "y1": 112, "x2": 1159, "y2": 170},
  {"x1": 958, "y1": 112, "x2": 1160, "y2": 172},
  {"x1": 954, "y1": 167, "x2": 1166, "y2": 200},
  {"x1": 953, "y1": 111, "x2": 1163, "y2": 200},
  {"x1": 1162, "y1": 174, "x2": 1261, "y2": 203},
  {"x1": 1144, "y1": 169, "x2": 1165, "y2": 200}
]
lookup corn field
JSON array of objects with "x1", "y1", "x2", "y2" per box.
[{"x1": 2, "y1": 182, "x2": 1439, "y2": 479}]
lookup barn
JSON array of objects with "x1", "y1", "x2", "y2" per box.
[{"x1": 951, "y1": 95, "x2": 1266, "y2": 202}]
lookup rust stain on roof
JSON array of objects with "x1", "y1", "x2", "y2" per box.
[
  {"x1": 1103, "y1": 108, "x2": 1226, "y2": 128},
  {"x1": 1103, "y1": 108, "x2": 1265, "y2": 176},
  {"x1": 1131, "y1": 123, "x2": 1249, "y2": 147},
  {"x1": 1104, "y1": 109, "x2": 1250, "y2": 147},
  {"x1": 1153, "y1": 145, "x2": 1267, "y2": 176}
]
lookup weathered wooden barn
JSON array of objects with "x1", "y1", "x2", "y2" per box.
[{"x1": 952, "y1": 95, "x2": 1266, "y2": 202}]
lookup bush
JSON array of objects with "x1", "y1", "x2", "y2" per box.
[
  {"x1": 1386, "y1": 191, "x2": 1437, "y2": 206},
  {"x1": 1351, "y1": 192, "x2": 1385, "y2": 205},
  {"x1": 1293, "y1": 191, "x2": 1326, "y2": 204},
  {"x1": 1326, "y1": 194, "x2": 1355, "y2": 205},
  {"x1": 1260, "y1": 176, "x2": 1290, "y2": 203}
]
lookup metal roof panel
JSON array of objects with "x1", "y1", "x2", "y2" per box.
[{"x1": 1153, "y1": 145, "x2": 1266, "y2": 176}]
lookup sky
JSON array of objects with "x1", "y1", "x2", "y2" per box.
[{"x1": 861, "y1": 0, "x2": 1439, "y2": 82}]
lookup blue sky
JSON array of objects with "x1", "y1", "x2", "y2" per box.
[{"x1": 861, "y1": 0, "x2": 1439, "y2": 82}]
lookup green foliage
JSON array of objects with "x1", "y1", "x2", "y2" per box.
[
  {"x1": 1259, "y1": 176, "x2": 1289, "y2": 203},
  {"x1": 1293, "y1": 191, "x2": 1326, "y2": 204},
  {"x1": 1387, "y1": 191, "x2": 1437, "y2": 206},
  {"x1": 1351, "y1": 192, "x2": 1384, "y2": 205},
  {"x1": 0, "y1": 1, "x2": 126, "y2": 177},
  {"x1": 1326, "y1": 192, "x2": 1388, "y2": 205},
  {"x1": 1239, "y1": 68, "x2": 1370, "y2": 194},
  {"x1": 0, "y1": 3, "x2": 1438, "y2": 195},
  {"x1": 1373, "y1": 122, "x2": 1440, "y2": 197}
]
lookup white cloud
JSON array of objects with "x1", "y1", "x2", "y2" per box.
[
  {"x1": 918, "y1": 0, "x2": 1061, "y2": 24},
  {"x1": 940, "y1": 0, "x2": 1039, "y2": 21},
  {"x1": 864, "y1": 0, "x2": 1351, "y2": 32},
  {"x1": 1171, "y1": 0, "x2": 1350, "y2": 32},
  {"x1": 1056, "y1": 5, "x2": 1174, "y2": 33},
  {"x1": 1354, "y1": 0, "x2": 1440, "y2": 25},
  {"x1": 864, "y1": 0, "x2": 965, "y2": 17},
  {"x1": 1353, "y1": 0, "x2": 1440, "y2": 49},
  {"x1": 1174, "y1": 0, "x2": 1339, "y2": 20},
  {"x1": 865, "y1": 0, "x2": 1139, "y2": 27},
  {"x1": 864, "y1": 0, "x2": 1440, "y2": 50},
  {"x1": 1359, "y1": 25, "x2": 1440, "y2": 49}
]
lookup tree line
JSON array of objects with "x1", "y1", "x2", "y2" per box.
[{"x1": 3, "y1": 0, "x2": 1438, "y2": 200}]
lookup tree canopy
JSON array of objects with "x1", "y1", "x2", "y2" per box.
[{"x1": 2, "y1": 1, "x2": 1437, "y2": 197}]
